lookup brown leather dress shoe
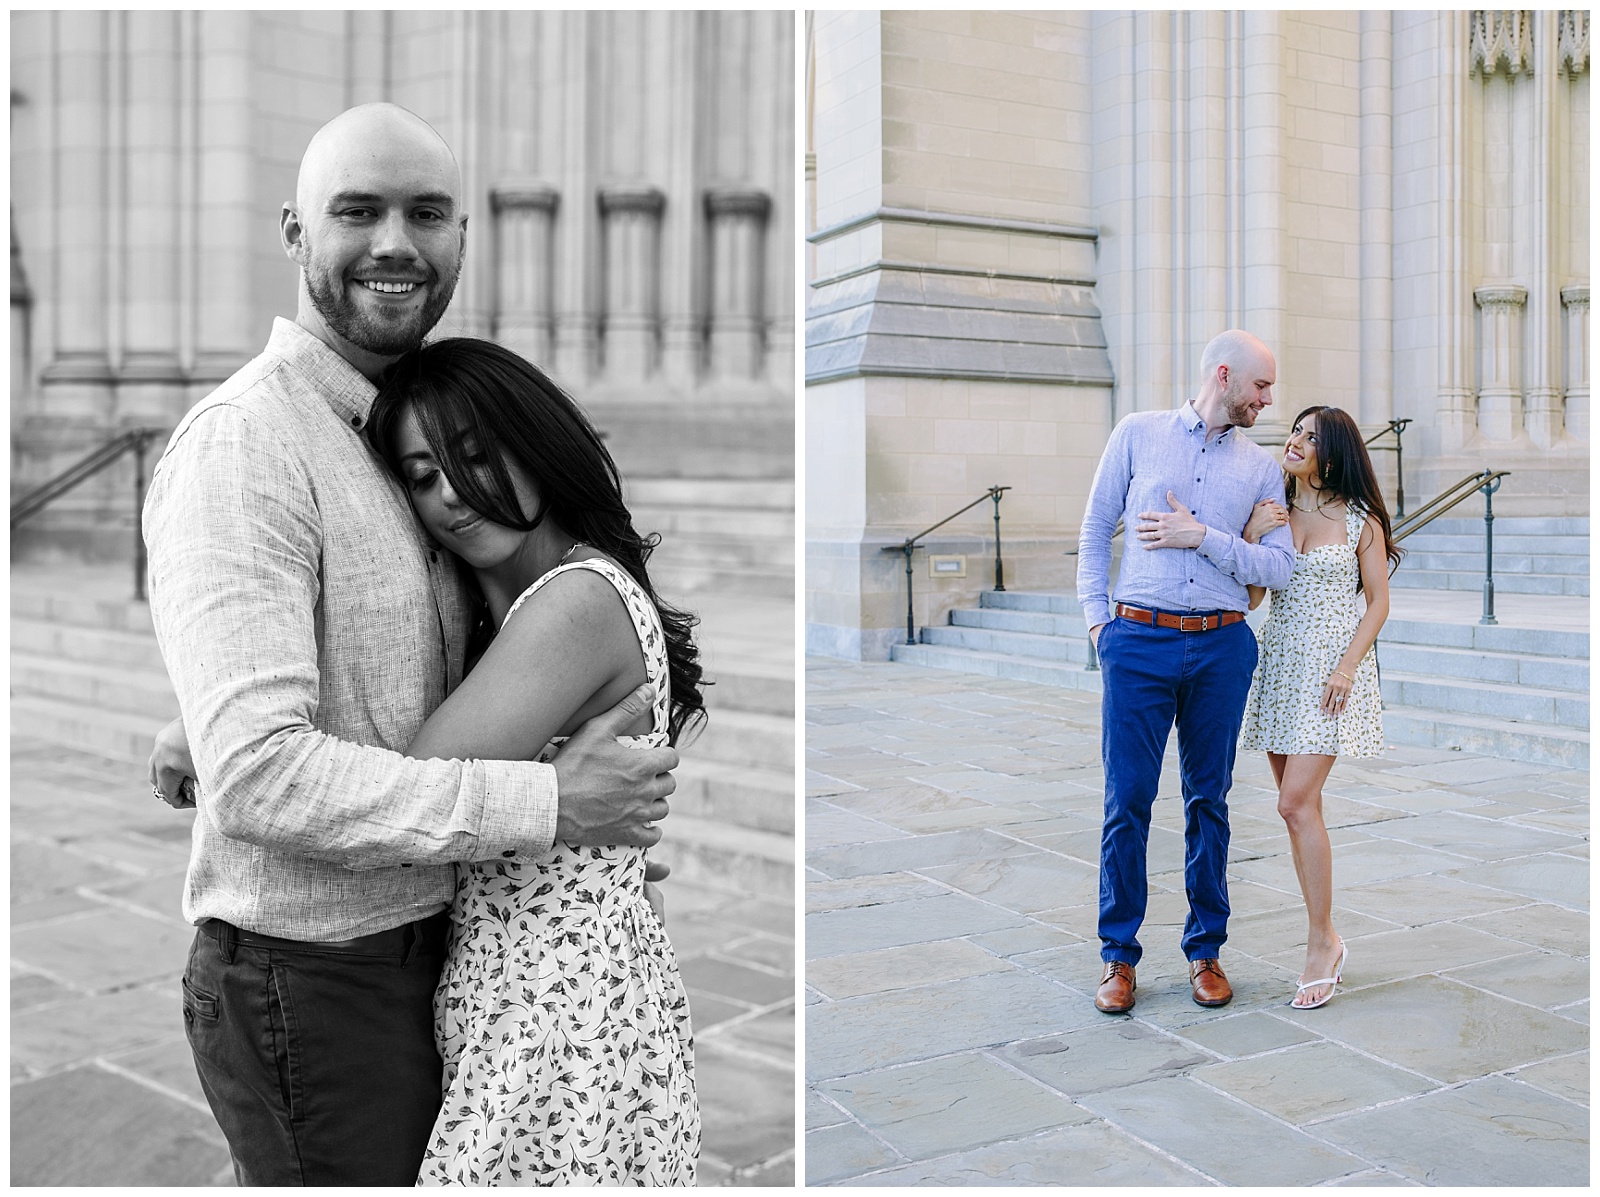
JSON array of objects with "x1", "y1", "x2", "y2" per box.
[
  {"x1": 1095, "y1": 961, "x2": 1136, "y2": 1013},
  {"x1": 1189, "y1": 957, "x2": 1232, "y2": 1007}
]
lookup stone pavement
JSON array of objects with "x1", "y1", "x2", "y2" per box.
[
  {"x1": 805, "y1": 658, "x2": 1589, "y2": 1186},
  {"x1": 10, "y1": 735, "x2": 794, "y2": 1186}
]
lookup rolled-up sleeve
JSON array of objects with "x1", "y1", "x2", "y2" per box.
[{"x1": 146, "y1": 404, "x2": 556, "y2": 869}]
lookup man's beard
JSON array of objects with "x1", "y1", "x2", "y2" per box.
[
  {"x1": 1222, "y1": 376, "x2": 1256, "y2": 426},
  {"x1": 303, "y1": 241, "x2": 462, "y2": 356}
]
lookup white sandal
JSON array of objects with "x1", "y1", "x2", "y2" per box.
[{"x1": 1291, "y1": 939, "x2": 1348, "y2": 1009}]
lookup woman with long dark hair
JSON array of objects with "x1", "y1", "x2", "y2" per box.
[
  {"x1": 1238, "y1": 404, "x2": 1401, "y2": 1009},
  {"x1": 148, "y1": 338, "x2": 705, "y2": 1183}
]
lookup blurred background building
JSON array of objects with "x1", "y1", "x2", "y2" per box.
[
  {"x1": 806, "y1": 10, "x2": 1589, "y2": 663},
  {"x1": 11, "y1": 10, "x2": 794, "y2": 1185}
]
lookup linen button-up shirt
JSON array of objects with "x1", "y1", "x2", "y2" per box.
[
  {"x1": 145, "y1": 318, "x2": 557, "y2": 940},
  {"x1": 1077, "y1": 400, "x2": 1295, "y2": 631}
]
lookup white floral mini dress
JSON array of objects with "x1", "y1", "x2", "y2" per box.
[
  {"x1": 1240, "y1": 505, "x2": 1383, "y2": 757},
  {"x1": 418, "y1": 556, "x2": 698, "y2": 1186}
]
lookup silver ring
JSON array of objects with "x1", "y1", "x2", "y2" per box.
[{"x1": 152, "y1": 783, "x2": 168, "y2": 803}]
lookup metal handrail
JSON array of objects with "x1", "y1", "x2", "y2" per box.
[
  {"x1": 11, "y1": 426, "x2": 165, "y2": 600},
  {"x1": 1391, "y1": 468, "x2": 1510, "y2": 625},
  {"x1": 1364, "y1": 418, "x2": 1412, "y2": 518},
  {"x1": 881, "y1": 485, "x2": 1011, "y2": 646}
]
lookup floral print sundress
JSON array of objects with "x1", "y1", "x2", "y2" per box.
[
  {"x1": 1240, "y1": 505, "x2": 1383, "y2": 757},
  {"x1": 418, "y1": 557, "x2": 698, "y2": 1186}
]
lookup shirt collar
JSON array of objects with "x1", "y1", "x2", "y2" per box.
[
  {"x1": 264, "y1": 318, "x2": 381, "y2": 432},
  {"x1": 1179, "y1": 399, "x2": 1232, "y2": 441}
]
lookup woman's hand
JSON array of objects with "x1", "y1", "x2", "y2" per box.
[
  {"x1": 1242, "y1": 499, "x2": 1288, "y2": 545},
  {"x1": 148, "y1": 717, "x2": 198, "y2": 809},
  {"x1": 1321, "y1": 666, "x2": 1355, "y2": 719}
]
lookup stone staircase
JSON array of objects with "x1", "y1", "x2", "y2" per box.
[
  {"x1": 1390, "y1": 516, "x2": 1588, "y2": 597},
  {"x1": 891, "y1": 584, "x2": 1590, "y2": 769},
  {"x1": 11, "y1": 555, "x2": 795, "y2": 900},
  {"x1": 627, "y1": 478, "x2": 795, "y2": 601}
]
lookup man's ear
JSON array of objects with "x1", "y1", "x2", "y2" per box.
[{"x1": 281, "y1": 203, "x2": 306, "y2": 263}]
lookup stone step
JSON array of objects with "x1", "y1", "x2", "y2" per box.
[
  {"x1": 1399, "y1": 550, "x2": 1588, "y2": 575},
  {"x1": 1389, "y1": 569, "x2": 1588, "y2": 596},
  {"x1": 889, "y1": 641, "x2": 1104, "y2": 695},
  {"x1": 653, "y1": 565, "x2": 794, "y2": 603},
  {"x1": 649, "y1": 537, "x2": 795, "y2": 570},
  {"x1": 1380, "y1": 671, "x2": 1588, "y2": 729},
  {"x1": 1400, "y1": 516, "x2": 1590, "y2": 537},
  {"x1": 10, "y1": 693, "x2": 170, "y2": 764},
  {"x1": 1377, "y1": 641, "x2": 1589, "y2": 693},
  {"x1": 921, "y1": 622, "x2": 1089, "y2": 665},
  {"x1": 661, "y1": 813, "x2": 793, "y2": 900},
  {"x1": 674, "y1": 758, "x2": 794, "y2": 836},
  {"x1": 1381, "y1": 705, "x2": 1590, "y2": 770},
  {"x1": 11, "y1": 651, "x2": 180, "y2": 720},
  {"x1": 704, "y1": 661, "x2": 794, "y2": 718},
  {"x1": 1380, "y1": 617, "x2": 1589, "y2": 659},
  {"x1": 10, "y1": 586, "x2": 154, "y2": 633},
  {"x1": 1396, "y1": 532, "x2": 1590, "y2": 556},
  {"x1": 11, "y1": 616, "x2": 170, "y2": 672},
  {"x1": 626, "y1": 477, "x2": 796, "y2": 509},
  {"x1": 979, "y1": 590, "x2": 1087, "y2": 617},
  {"x1": 951, "y1": 605, "x2": 1088, "y2": 640},
  {"x1": 691, "y1": 708, "x2": 793, "y2": 771},
  {"x1": 634, "y1": 506, "x2": 795, "y2": 540}
]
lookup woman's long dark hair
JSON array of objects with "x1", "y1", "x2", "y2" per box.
[
  {"x1": 1285, "y1": 405, "x2": 1404, "y2": 572},
  {"x1": 368, "y1": 338, "x2": 706, "y2": 745}
]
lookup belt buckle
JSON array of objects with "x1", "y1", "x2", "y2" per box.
[{"x1": 1179, "y1": 614, "x2": 1207, "y2": 632}]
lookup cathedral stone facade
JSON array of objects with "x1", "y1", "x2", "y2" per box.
[
  {"x1": 12, "y1": 10, "x2": 794, "y2": 561},
  {"x1": 806, "y1": 10, "x2": 1589, "y2": 660}
]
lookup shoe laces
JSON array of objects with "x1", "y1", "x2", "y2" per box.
[
  {"x1": 1103, "y1": 961, "x2": 1132, "y2": 981},
  {"x1": 1191, "y1": 958, "x2": 1224, "y2": 979}
]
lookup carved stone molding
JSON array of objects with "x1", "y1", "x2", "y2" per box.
[
  {"x1": 1471, "y1": 10, "x2": 1534, "y2": 77},
  {"x1": 705, "y1": 188, "x2": 771, "y2": 380},
  {"x1": 1474, "y1": 283, "x2": 1529, "y2": 441},
  {"x1": 1475, "y1": 283, "x2": 1529, "y2": 310},
  {"x1": 1558, "y1": 10, "x2": 1590, "y2": 75},
  {"x1": 490, "y1": 182, "x2": 560, "y2": 367},
  {"x1": 597, "y1": 186, "x2": 667, "y2": 384}
]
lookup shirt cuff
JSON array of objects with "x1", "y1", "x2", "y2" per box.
[
  {"x1": 1083, "y1": 601, "x2": 1112, "y2": 631},
  {"x1": 471, "y1": 759, "x2": 559, "y2": 862},
  {"x1": 1196, "y1": 526, "x2": 1230, "y2": 563}
]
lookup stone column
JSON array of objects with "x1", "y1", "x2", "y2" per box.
[
  {"x1": 659, "y1": 11, "x2": 704, "y2": 391},
  {"x1": 552, "y1": 12, "x2": 597, "y2": 387},
  {"x1": 1560, "y1": 284, "x2": 1589, "y2": 442},
  {"x1": 1437, "y1": 11, "x2": 1475, "y2": 449},
  {"x1": 191, "y1": 11, "x2": 255, "y2": 386},
  {"x1": 598, "y1": 186, "x2": 665, "y2": 385},
  {"x1": 1241, "y1": 10, "x2": 1287, "y2": 431},
  {"x1": 704, "y1": 187, "x2": 769, "y2": 381},
  {"x1": 762, "y1": 13, "x2": 796, "y2": 391},
  {"x1": 490, "y1": 183, "x2": 559, "y2": 368},
  {"x1": 1474, "y1": 284, "x2": 1528, "y2": 441},
  {"x1": 1524, "y1": 10, "x2": 1564, "y2": 448},
  {"x1": 117, "y1": 10, "x2": 186, "y2": 426},
  {"x1": 40, "y1": 10, "x2": 115, "y2": 411},
  {"x1": 1359, "y1": 11, "x2": 1394, "y2": 429}
]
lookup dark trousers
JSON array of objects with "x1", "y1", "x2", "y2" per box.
[
  {"x1": 181, "y1": 916, "x2": 449, "y2": 1186},
  {"x1": 1096, "y1": 614, "x2": 1257, "y2": 965}
]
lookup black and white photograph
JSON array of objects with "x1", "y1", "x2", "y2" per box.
[{"x1": 11, "y1": 10, "x2": 794, "y2": 1186}]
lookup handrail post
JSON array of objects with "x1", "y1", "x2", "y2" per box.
[
  {"x1": 1392, "y1": 419, "x2": 1407, "y2": 518},
  {"x1": 901, "y1": 542, "x2": 916, "y2": 646},
  {"x1": 133, "y1": 432, "x2": 151, "y2": 602},
  {"x1": 990, "y1": 485, "x2": 1006, "y2": 592},
  {"x1": 1479, "y1": 472, "x2": 1501, "y2": 626}
]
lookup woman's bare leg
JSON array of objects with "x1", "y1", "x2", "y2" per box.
[{"x1": 1275, "y1": 752, "x2": 1342, "y2": 1005}]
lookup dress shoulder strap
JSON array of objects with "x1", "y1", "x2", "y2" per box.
[
  {"x1": 501, "y1": 557, "x2": 670, "y2": 737},
  {"x1": 1345, "y1": 504, "x2": 1366, "y2": 548}
]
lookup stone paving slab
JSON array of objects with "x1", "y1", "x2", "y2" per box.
[
  {"x1": 805, "y1": 657, "x2": 1589, "y2": 1186},
  {"x1": 10, "y1": 734, "x2": 794, "y2": 1187}
]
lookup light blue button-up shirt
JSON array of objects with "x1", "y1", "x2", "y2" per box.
[{"x1": 1077, "y1": 401, "x2": 1295, "y2": 630}]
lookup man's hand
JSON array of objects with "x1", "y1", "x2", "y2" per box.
[
  {"x1": 549, "y1": 682, "x2": 677, "y2": 847},
  {"x1": 1089, "y1": 622, "x2": 1106, "y2": 649},
  {"x1": 1241, "y1": 498, "x2": 1288, "y2": 545},
  {"x1": 1136, "y1": 491, "x2": 1206, "y2": 550},
  {"x1": 643, "y1": 858, "x2": 670, "y2": 924},
  {"x1": 148, "y1": 717, "x2": 198, "y2": 810}
]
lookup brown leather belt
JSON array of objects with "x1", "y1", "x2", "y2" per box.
[
  {"x1": 1115, "y1": 603, "x2": 1245, "y2": 632},
  {"x1": 200, "y1": 911, "x2": 449, "y2": 959}
]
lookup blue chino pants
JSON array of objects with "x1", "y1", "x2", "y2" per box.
[{"x1": 1096, "y1": 613, "x2": 1257, "y2": 965}]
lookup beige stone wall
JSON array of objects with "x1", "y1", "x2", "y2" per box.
[{"x1": 12, "y1": 10, "x2": 793, "y2": 560}]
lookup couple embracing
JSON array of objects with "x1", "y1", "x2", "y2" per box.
[
  {"x1": 143, "y1": 104, "x2": 700, "y2": 1184},
  {"x1": 1078, "y1": 330, "x2": 1401, "y2": 1015}
]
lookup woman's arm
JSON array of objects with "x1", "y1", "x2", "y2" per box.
[
  {"x1": 1320, "y1": 514, "x2": 1391, "y2": 717},
  {"x1": 405, "y1": 567, "x2": 652, "y2": 763},
  {"x1": 1239, "y1": 499, "x2": 1286, "y2": 610}
]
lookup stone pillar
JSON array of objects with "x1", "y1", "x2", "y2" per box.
[
  {"x1": 659, "y1": 11, "x2": 704, "y2": 391},
  {"x1": 191, "y1": 11, "x2": 255, "y2": 386},
  {"x1": 704, "y1": 188, "x2": 769, "y2": 382},
  {"x1": 598, "y1": 186, "x2": 665, "y2": 385},
  {"x1": 762, "y1": 13, "x2": 796, "y2": 392},
  {"x1": 552, "y1": 12, "x2": 597, "y2": 388},
  {"x1": 40, "y1": 10, "x2": 115, "y2": 410},
  {"x1": 1359, "y1": 11, "x2": 1395, "y2": 429},
  {"x1": 117, "y1": 10, "x2": 186, "y2": 426},
  {"x1": 1560, "y1": 284, "x2": 1589, "y2": 442},
  {"x1": 1524, "y1": 10, "x2": 1564, "y2": 448},
  {"x1": 1437, "y1": 11, "x2": 1475, "y2": 449},
  {"x1": 1241, "y1": 10, "x2": 1287, "y2": 431},
  {"x1": 1474, "y1": 284, "x2": 1528, "y2": 441},
  {"x1": 12, "y1": 219, "x2": 32, "y2": 410},
  {"x1": 490, "y1": 183, "x2": 559, "y2": 368}
]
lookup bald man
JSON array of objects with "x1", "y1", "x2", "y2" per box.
[
  {"x1": 143, "y1": 104, "x2": 675, "y2": 1185},
  {"x1": 1076, "y1": 331, "x2": 1295, "y2": 1015}
]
